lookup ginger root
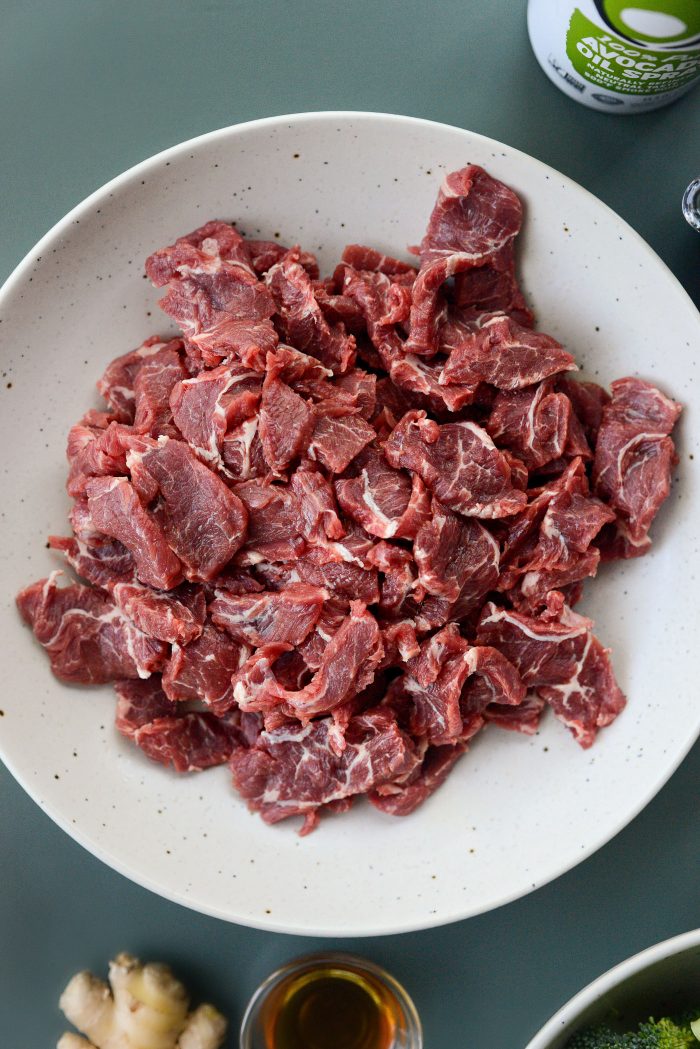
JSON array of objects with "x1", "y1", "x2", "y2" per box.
[{"x1": 57, "y1": 952, "x2": 227, "y2": 1049}]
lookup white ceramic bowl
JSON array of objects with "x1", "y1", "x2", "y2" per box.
[
  {"x1": 0, "y1": 112, "x2": 698, "y2": 936},
  {"x1": 525, "y1": 929, "x2": 700, "y2": 1048}
]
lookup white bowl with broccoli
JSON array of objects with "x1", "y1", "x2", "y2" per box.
[{"x1": 526, "y1": 928, "x2": 700, "y2": 1049}]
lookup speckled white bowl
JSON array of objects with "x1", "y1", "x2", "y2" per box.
[
  {"x1": 526, "y1": 928, "x2": 700, "y2": 1048},
  {"x1": 0, "y1": 112, "x2": 698, "y2": 936}
]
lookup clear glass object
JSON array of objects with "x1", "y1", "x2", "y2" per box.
[
  {"x1": 239, "y1": 953, "x2": 423, "y2": 1049},
  {"x1": 682, "y1": 178, "x2": 700, "y2": 232}
]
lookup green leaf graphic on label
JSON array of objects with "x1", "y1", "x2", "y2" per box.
[{"x1": 566, "y1": 7, "x2": 700, "y2": 95}]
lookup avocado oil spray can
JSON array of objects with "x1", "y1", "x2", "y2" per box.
[{"x1": 527, "y1": 1, "x2": 700, "y2": 112}]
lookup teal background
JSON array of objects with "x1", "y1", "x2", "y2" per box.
[{"x1": 1, "y1": 3, "x2": 699, "y2": 1047}]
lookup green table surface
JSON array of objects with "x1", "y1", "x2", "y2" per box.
[{"x1": 2, "y1": 3, "x2": 699, "y2": 1047}]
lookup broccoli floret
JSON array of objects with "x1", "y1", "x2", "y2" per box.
[
  {"x1": 635, "y1": 1018, "x2": 697, "y2": 1049},
  {"x1": 568, "y1": 1016, "x2": 699, "y2": 1048},
  {"x1": 568, "y1": 1025, "x2": 629, "y2": 1047}
]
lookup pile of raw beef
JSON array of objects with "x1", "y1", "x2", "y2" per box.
[{"x1": 17, "y1": 165, "x2": 681, "y2": 833}]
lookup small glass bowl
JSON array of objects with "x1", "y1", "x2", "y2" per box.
[
  {"x1": 682, "y1": 178, "x2": 700, "y2": 232},
  {"x1": 239, "y1": 952, "x2": 423, "y2": 1049}
]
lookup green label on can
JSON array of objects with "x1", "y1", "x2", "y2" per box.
[{"x1": 566, "y1": 7, "x2": 700, "y2": 95}]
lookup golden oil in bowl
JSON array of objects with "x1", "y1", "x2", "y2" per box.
[{"x1": 239, "y1": 953, "x2": 422, "y2": 1049}]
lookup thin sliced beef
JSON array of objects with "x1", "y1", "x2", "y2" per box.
[
  {"x1": 49, "y1": 535, "x2": 135, "y2": 589},
  {"x1": 247, "y1": 239, "x2": 319, "y2": 279},
  {"x1": 162, "y1": 621, "x2": 250, "y2": 715},
  {"x1": 111, "y1": 582, "x2": 204, "y2": 645},
  {"x1": 341, "y1": 244, "x2": 416, "y2": 276},
  {"x1": 146, "y1": 222, "x2": 278, "y2": 370},
  {"x1": 169, "y1": 364, "x2": 261, "y2": 464},
  {"x1": 16, "y1": 573, "x2": 166, "y2": 683},
  {"x1": 115, "y1": 677, "x2": 179, "y2": 733},
  {"x1": 413, "y1": 499, "x2": 500, "y2": 616},
  {"x1": 221, "y1": 417, "x2": 266, "y2": 480},
  {"x1": 233, "y1": 481, "x2": 305, "y2": 564},
  {"x1": 593, "y1": 377, "x2": 681, "y2": 553},
  {"x1": 334, "y1": 444, "x2": 430, "y2": 540},
  {"x1": 509, "y1": 486, "x2": 614, "y2": 609},
  {"x1": 66, "y1": 421, "x2": 131, "y2": 498},
  {"x1": 231, "y1": 602, "x2": 383, "y2": 720},
  {"x1": 486, "y1": 381, "x2": 572, "y2": 470},
  {"x1": 308, "y1": 406, "x2": 375, "y2": 473},
  {"x1": 407, "y1": 166, "x2": 523, "y2": 356},
  {"x1": 440, "y1": 313, "x2": 575, "y2": 389},
  {"x1": 266, "y1": 247, "x2": 355, "y2": 373},
  {"x1": 210, "y1": 584, "x2": 326, "y2": 647},
  {"x1": 97, "y1": 336, "x2": 175, "y2": 422},
  {"x1": 289, "y1": 469, "x2": 345, "y2": 542},
  {"x1": 402, "y1": 626, "x2": 525, "y2": 744},
  {"x1": 452, "y1": 241, "x2": 533, "y2": 327},
  {"x1": 557, "y1": 377, "x2": 610, "y2": 445},
  {"x1": 484, "y1": 692, "x2": 545, "y2": 734},
  {"x1": 16, "y1": 162, "x2": 682, "y2": 832},
  {"x1": 119, "y1": 680, "x2": 240, "y2": 772},
  {"x1": 384, "y1": 410, "x2": 526, "y2": 518},
  {"x1": 85, "y1": 476, "x2": 183, "y2": 590},
  {"x1": 230, "y1": 709, "x2": 419, "y2": 832},
  {"x1": 369, "y1": 743, "x2": 466, "y2": 817},
  {"x1": 259, "y1": 375, "x2": 315, "y2": 474},
  {"x1": 133, "y1": 341, "x2": 188, "y2": 437},
  {"x1": 126, "y1": 437, "x2": 248, "y2": 580},
  {"x1": 477, "y1": 601, "x2": 626, "y2": 746},
  {"x1": 419, "y1": 165, "x2": 523, "y2": 265},
  {"x1": 389, "y1": 353, "x2": 479, "y2": 413}
]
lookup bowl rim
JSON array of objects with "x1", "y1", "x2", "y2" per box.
[
  {"x1": 524, "y1": 927, "x2": 700, "y2": 1048},
  {"x1": 1, "y1": 110, "x2": 699, "y2": 936}
]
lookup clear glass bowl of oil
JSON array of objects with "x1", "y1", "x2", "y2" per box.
[{"x1": 239, "y1": 952, "x2": 423, "y2": 1049}]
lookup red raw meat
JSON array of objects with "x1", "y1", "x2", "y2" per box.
[
  {"x1": 230, "y1": 709, "x2": 419, "y2": 832},
  {"x1": 334, "y1": 445, "x2": 430, "y2": 540},
  {"x1": 127, "y1": 438, "x2": 248, "y2": 580},
  {"x1": 66, "y1": 421, "x2": 130, "y2": 498},
  {"x1": 407, "y1": 166, "x2": 523, "y2": 356},
  {"x1": 162, "y1": 621, "x2": 249, "y2": 715},
  {"x1": 49, "y1": 535, "x2": 135, "y2": 589},
  {"x1": 210, "y1": 584, "x2": 326, "y2": 646},
  {"x1": 440, "y1": 313, "x2": 575, "y2": 389},
  {"x1": 308, "y1": 407, "x2": 375, "y2": 473},
  {"x1": 400, "y1": 625, "x2": 525, "y2": 745},
  {"x1": 17, "y1": 163, "x2": 681, "y2": 833},
  {"x1": 487, "y1": 381, "x2": 573, "y2": 470},
  {"x1": 384, "y1": 410, "x2": 527, "y2": 518},
  {"x1": 115, "y1": 677, "x2": 179, "y2": 733},
  {"x1": 133, "y1": 341, "x2": 188, "y2": 438},
  {"x1": 111, "y1": 582, "x2": 204, "y2": 645},
  {"x1": 119, "y1": 678, "x2": 240, "y2": 773},
  {"x1": 593, "y1": 377, "x2": 681, "y2": 556},
  {"x1": 477, "y1": 602, "x2": 626, "y2": 747},
  {"x1": 289, "y1": 468, "x2": 345, "y2": 542},
  {"x1": 369, "y1": 743, "x2": 466, "y2": 817},
  {"x1": 146, "y1": 221, "x2": 278, "y2": 370},
  {"x1": 16, "y1": 573, "x2": 166, "y2": 683},
  {"x1": 85, "y1": 476, "x2": 183, "y2": 590},
  {"x1": 231, "y1": 602, "x2": 383, "y2": 721},
  {"x1": 266, "y1": 247, "x2": 355, "y2": 373},
  {"x1": 169, "y1": 364, "x2": 261, "y2": 465},
  {"x1": 97, "y1": 336, "x2": 179, "y2": 423},
  {"x1": 233, "y1": 481, "x2": 305, "y2": 564},
  {"x1": 259, "y1": 375, "x2": 315, "y2": 474},
  {"x1": 414, "y1": 499, "x2": 500, "y2": 616},
  {"x1": 341, "y1": 244, "x2": 416, "y2": 275},
  {"x1": 452, "y1": 242, "x2": 533, "y2": 327}
]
